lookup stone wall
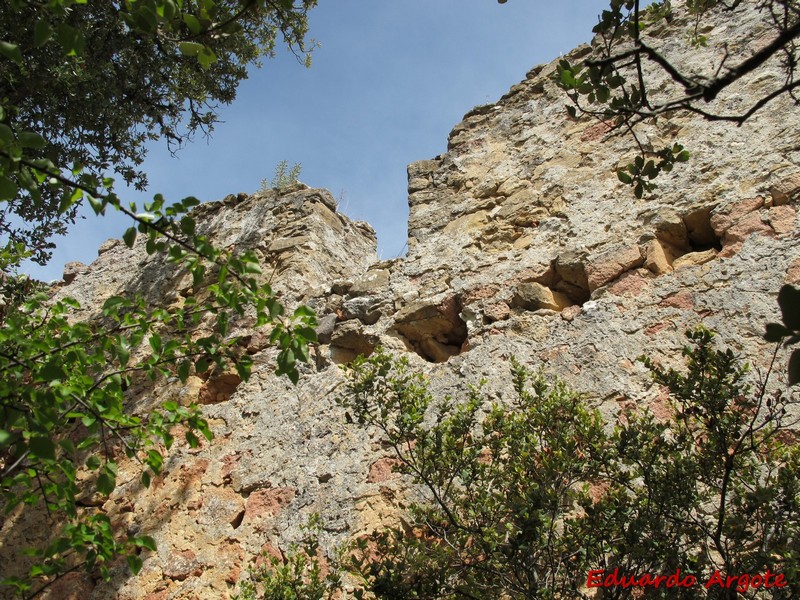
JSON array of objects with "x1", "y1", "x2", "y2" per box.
[{"x1": 1, "y1": 1, "x2": 798, "y2": 598}]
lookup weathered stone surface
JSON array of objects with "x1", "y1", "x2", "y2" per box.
[
  {"x1": 330, "y1": 320, "x2": 379, "y2": 361},
  {"x1": 393, "y1": 295, "x2": 468, "y2": 362},
  {"x1": 672, "y1": 248, "x2": 718, "y2": 270},
  {"x1": 315, "y1": 313, "x2": 337, "y2": 344},
  {"x1": 511, "y1": 282, "x2": 572, "y2": 312},
  {"x1": 644, "y1": 239, "x2": 675, "y2": 275},
  {"x1": 769, "y1": 172, "x2": 800, "y2": 205},
  {"x1": 62, "y1": 261, "x2": 89, "y2": 284},
  {"x1": 586, "y1": 244, "x2": 643, "y2": 292},
  {"x1": 5, "y1": 2, "x2": 800, "y2": 598}
]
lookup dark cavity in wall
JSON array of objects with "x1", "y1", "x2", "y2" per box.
[{"x1": 392, "y1": 295, "x2": 468, "y2": 363}]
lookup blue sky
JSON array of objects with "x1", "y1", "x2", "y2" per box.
[{"x1": 23, "y1": 1, "x2": 603, "y2": 282}]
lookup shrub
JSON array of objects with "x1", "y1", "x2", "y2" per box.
[{"x1": 339, "y1": 330, "x2": 799, "y2": 598}]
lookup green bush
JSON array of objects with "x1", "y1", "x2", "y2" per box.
[
  {"x1": 339, "y1": 330, "x2": 799, "y2": 598},
  {"x1": 233, "y1": 515, "x2": 341, "y2": 600}
]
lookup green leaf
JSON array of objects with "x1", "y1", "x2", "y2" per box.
[
  {"x1": 34, "y1": 20, "x2": 53, "y2": 47},
  {"x1": 57, "y1": 189, "x2": 79, "y2": 214},
  {"x1": 293, "y1": 305, "x2": 315, "y2": 318},
  {"x1": 197, "y1": 46, "x2": 217, "y2": 69},
  {"x1": 0, "y1": 41, "x2": 23, "y2": 66},
  {"x1": 185, "y1": 430, "x2": 199, "y2": 448},
  {"x1": 0, "y1": 123, "x2": 13, "y2": 145},
  {"x1": 132, "y1": 535, "x2": 157, "y2": 552},
  {"x1": 40, "y1": 361, "x2": 66, "y2": 382},
  {"x1": 0, "y1": 177, "x2": 18, "y2": 201},
  {"x1": 177, "y1": 360, "x2": 191, "y2": 383},
  {"x1": 0, "y1": 430, "x2": 11, "y2": 446},
  {"x1": 18, "y1": 131, "x2": 46, "y2": 149},
  {"x1": 56, "y1": 23, "x2": 85, "y2": 56},
  {"x1": 123, "y1": 227, "x2": 137, "y2": 248},
  {"x1": 295, "y1": 326, "x2": 318, "y2": 343},
  {"x1": 180, "y1": 216, "x2": 195, "y2": 235},
  {"x1": 127, "y1": 554, "x2": 143, "y2": 575},
  {"x1": 97, "y1": 470, "x2": 116, "y2": 496},
  {"x1": 183, "y1": 13, "x2": 202, "y2": 34},
  {"x1": 29, "y1": 437, "x2": 56, "y2": 461},
  {"x1": 235, "y1": 360, "x2": 252, "y2": 381},
  {"x1": 146, "y1": 449, "x2": 163, "y2": 474},
  {"x1": 178, "y1": 41, "x2": 204, "y2": 57},
  {"x1": 195, "y1": 357, "x2": 209, "y2": 374}
]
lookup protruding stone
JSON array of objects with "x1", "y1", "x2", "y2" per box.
[
  {"x1": 770, "y1": 172, "x2": 800, "y2": 205},
  {"x1": 511, "y1": 282, "x2": 572, "y2": 311},
  {"x1": 672, "y1": 248, "x2": 718, "y2": 270},
  {"x1": 315, "y1": 313, "x2": 337, "y2": 344},
  {"x1": 97, "y1": 238, "x2": 120, "y2": 256},
  {"x1": 330, "y1": 320, "x2": 379, "y2": 359},
  {"x1": 644, "y1": 239, "x2": 674, "y2": 275},
  {"x1": 586, "y1": 244, "x2": 643, "y2": 291},
  {"x1": 62, "y1": 261, "x2": 88, "y2": 284},
  {"x1": 349, "y1": 269, "x2": 390, "y2": 295}
]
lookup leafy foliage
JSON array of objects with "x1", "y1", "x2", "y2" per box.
[
  {"x1": 0, "y1": 0, "x2": 317, "y2": 263},
  {"x1": 262, "y1": 160, "x2": 303, "y2": 193},
  {"x1": 339, "y1": 332, "x2": 800, "y2": 598},
  {"x1": 553, "y1": 0, "x2": 800, "y2": 196},
  {"x1": 0, "y1": 0, "x2": 320, "y2": 594},
  {"x1": 233, "y1": 515, "x2": 342, "y2": 600},
  {"x1": 340, "y1": 349, "x2": 610, "y2": 598},
  {"x1": 0, "y1": 195, "x2": 318, "y2": 595}
]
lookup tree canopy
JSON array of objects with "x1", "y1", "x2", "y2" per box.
[
  {"x1": 0, "y1": 0, "x2": 316, "y2": 263},
  {"x1": 0, "y1": 1, "x2": 319, "y2": 595},
  {"x1": 554, "y1": 0, "x2": 800, "y2": 197}
]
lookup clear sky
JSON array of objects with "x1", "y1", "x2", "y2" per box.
[{"x1": 22, "y1": 1, "x2": 603, "y2": 282}]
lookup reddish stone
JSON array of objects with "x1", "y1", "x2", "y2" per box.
[
  {"x1": 645, "y1": 322, "x2": 674, "y2": 336},
  {"x1": 720, "y1": 211, "x2": 773, "y2": 256},
  {"x1": 659, "y1": 290, "x2": 694, "y2": 310},
  {"x1": 560, "y1": 304, "x2": 582, "y2": 321},
  {"x1": 517, "y1": 262, "x2": 556, "y2": 287},
  {"x1": 199, "y1": 372, "x2": 242, "y2": 404},
  {"x1": 220, "y1": 453, "x2": 241, "y2": 483},
  {"x1": 178, "y1": 458, "x2": 209, "y2": 488},
  {"x1": 460, "y1": 285, "x2": 499, "y2": 304},
  {"x1": 710, "y1": 196, "x2": 764, "y2": 238},
  {"x1": 586, "y1": 244, "x2": 643, "y2": 291},
  {"x1": 255, "y1": 542, "x2": 283, "y2": 568},
  {"x1": 367, "y1": 457, "x2": 403, "y2": 483},
  {"x1": 607, "y1": 270, "x2": 649, "y2": 297},
  {"x1": 484, "y1": 301, "x2": 510, "y2": 322},
  {"x1": 649, "y1": 388, "x2": 674, "y2": 422},
  {"x1": 786, "y1": 258, "x2": 800, "y2": 285},
  {"x1": 580, "y1": 120, "x2": 613, "y2": 142},
  {"x1": 245, "y1": 487, "x2": 296, "y2": 522},
  {"x1": 768, "y1": 204, "x2": 797, "y2": 236},
  {"x1": 163, "y1": 550, "x2": 202, "y2": 581}
]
